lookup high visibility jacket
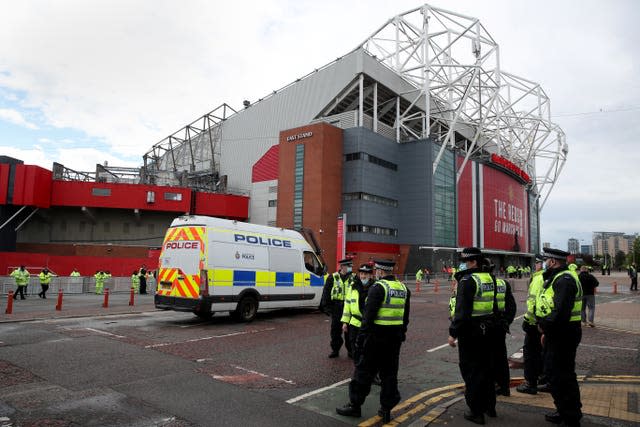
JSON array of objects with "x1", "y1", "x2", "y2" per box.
[
  {"x1": 524, "y1": 270, "x2": 544, "y2": 325},
  {"x1": 373, "y1": 279, "x2": 407, "y2": 326},
  {"x1": 330, "y1": 272, "x2": 351, "y2": 301},
  {"x1": 469, "y1": 272, "x2": 504, "y2": 317},
  {"x1": 39, "y1": 272, "x2": 53, "y2": 284},
  {"x1": 70, "y1": 271, "x2": 81, "y2": 277},
  {"x1": 416, "y1": 270, "x2": 423, "y2": 281},
  {"x1": 341, "y1": 285, "x2": 364, "y2": 327},
  {"x1": 535, "y1": 270, "x2": 583, "y2": 321},
  {"x1": 448, "y1": 293, "x2": 456, "y2": 319},
  {"x1": 131, "y1": 273, "x2": 140, "y2": 289},
  {"x1": 10, "y1": 269, "x2": 30, "y2": 286}
]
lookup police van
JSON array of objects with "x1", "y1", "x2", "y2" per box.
[{"x1": 154, "y1": 215, "x2": 327, "y2": 321}]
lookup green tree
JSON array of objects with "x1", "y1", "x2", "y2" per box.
[
  {"x1": 614, "y1": 250, "x2": 626, "y2": 269},
  {"x1": 627, "y1": 237, "x2": 640, "y2": 267}
]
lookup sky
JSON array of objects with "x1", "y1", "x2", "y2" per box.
[{"x1": 0, "y1": 0, "x2": 639, "y2": 251}]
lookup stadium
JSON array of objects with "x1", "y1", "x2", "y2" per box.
[{"x1": 0, "y1": 4, "x2": 567, "y2": 276}]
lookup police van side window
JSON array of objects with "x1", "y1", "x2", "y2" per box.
[{"x1": 304, "y1": 251, "x2": 322, "y2": 275}]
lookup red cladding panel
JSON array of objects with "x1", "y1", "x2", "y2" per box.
[
  {"x1": 0, "y1": 164, "x2": 9, "y2": 204},
  {"x1": 193, "y1": 192, "x2": 249, "y2": 220},
  {"x1": 482, "y1": 166, "x2": 529, "y2": 252},
  {"x1": 252, "y1": 145, "x2": 279, "y2": 183},
  {"x1": 346, "y1": 241, "x2": 400, "y2": 254},
  {"x1": 51, "y1": 181, "x2": 191, "y2": 212},
  {"x1": 457, "y1": 156, "x2": 474, "y2": 247},
  {"x1": 11, "y1": 165, "x2": 52, "y2": 208}
]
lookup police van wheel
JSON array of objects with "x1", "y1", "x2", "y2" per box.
[{"x1": 234, "y1": 296, "x2": 258, "y2": 322}]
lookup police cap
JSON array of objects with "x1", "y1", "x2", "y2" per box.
[
  {"x1": 374, "y1": 259, "x2": 395, "y2": 271},
  {"x1": 358, "y1": 264, "x2": 373, "y2": 273},
  {"x1": 535, "y1": 254, "x2": 544, "y2": 263},
  {"x1": 460, "y1": 247, "x2": 483, "y2": 261},
  {"x1": 338, "y1": 258, "x2": 353, "y2": 266},
  {"x1": 543, "y1": 247, "x2": 569, "y2": 260}
]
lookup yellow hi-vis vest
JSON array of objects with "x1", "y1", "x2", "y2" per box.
[
  {"x1": 10, "y1": 269, "x2": 30, "y2": 286},
  {"x1": 449, "y1": 292, "x2": 456, "y2": 319},
  {"x1": 330, "y1": 272, "x2": 351, "y2": 301},
  {"x1": 535, "y1": 270, "x2": 583, "y2": 321},
  {"x1": 469, "y1": 272, "x2": 504, "y2": 317},
  {"x1": 373, "y1": 279, "x2": 407, "y2": 326},
  {"x1": 341, "y1": 286, "x2": 364, "y2": 327},
  {"x1": 524, "y1": 270, "x2": 544, "y2": 325},
  {"x1": 39, "y1": 272, "x2": 53, "y2": 284}
]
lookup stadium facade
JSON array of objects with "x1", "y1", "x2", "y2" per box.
[{"x1": 0, "y1": 4, "x2": 567, "y2": 275}]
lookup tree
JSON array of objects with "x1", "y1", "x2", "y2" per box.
[
  {"x1": 627, "y1": 237, "x2": 640, "y2": 267},
  {"x1": 614, "y1": 250, "x2": 626, "y2": 269}
]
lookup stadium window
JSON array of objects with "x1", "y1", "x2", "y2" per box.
[
  {"x1": 164, "y1": 192, "x2": 183, "y2": 201},
  {"x1": 92, "y1": 188, "x2": 111, "y2": 197},
  {"x1": 268, "y1": 199, "x2": 277, "y2": 207},
  {"x1": 268, "y1": 185, "x2": 278, "y2": 193}
]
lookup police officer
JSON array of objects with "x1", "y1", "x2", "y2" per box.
[
  {"x1": 336, "y1": 259, "x2": 410, "y2": 423},
  {"x1": 341, "y1": 264, "x2": 374, "y2": 360},
  {"x1": 10, "y1": 265, "x2": 30, "y2": 300},
  {"x1": 517, "y1": 254, "x2": 545, "y2": 395},
  {"x1": 320, "y1": 259, "x2": 354, "y2": 358},
  {"x1": 38, "y1": 268, "x2": 54, "y2": 299},
  {"x1": 536, "y1": 248, "x2": 583, "y2": 427},
  {"x1": 448, "y1": 247, "x2": 505, "y2": 424},
  {"x1": 483, "y1": 258, "x2": 516, "y2": 397}
]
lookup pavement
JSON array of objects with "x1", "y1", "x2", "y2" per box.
[{"x1": 2, "y1": 272, "x2": 639, "y2": 427}]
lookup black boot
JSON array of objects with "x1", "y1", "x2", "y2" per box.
[
  {"x1": 516, "y1": 381, "x2": 538, "y2": 395},
  {"x1": 378, "y1": 407, "x2": 391, "y2": 423},
  {"x1": 544, "y1": 411, "x2": 562, "y2": 424},
  {"x1": 463, "y1": 410, "x2": 485, "y2": 425},
  {"x1": 336, "y1": 403, "x2": 361, "y2": 417}
]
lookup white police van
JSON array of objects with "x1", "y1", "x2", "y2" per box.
[{"x1": 154, "y1": 215, "x2": 326, "y2": 321}]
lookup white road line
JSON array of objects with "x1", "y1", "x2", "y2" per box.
[
  {"x1": 286, "y1": 378, "x2": 351, "y2": 404},
  {"x1": 145, "y1": 327, "x2": 275, "y2": 348},
  {"x1": 427, "y1": 313, "x2": 526, "y2": 353},
  {"x1": 579, "y1": 344, "x2": 638, "y2": 352},
  {"x1": 232, "y1": 365, "x2": 295, "y2": 385},
  {"x1": 85, "y1": 327, "x2": 125, "y2": 339}
]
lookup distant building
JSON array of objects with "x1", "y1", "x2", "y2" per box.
[
  {"x1": 543, "y1": 242, "x2": 551, "y2": 249},
  {"x1": 592, "y1": 231, "x2": 635, "y2": 259},
  {"x1": 567, "y1": 238, "x2": 579, "y2": 254},
  {"x1": 580, "y1": 245, "x2": 592, "y2": 255}
]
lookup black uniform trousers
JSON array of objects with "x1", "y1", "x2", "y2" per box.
[
  {"x1": 522, "y1": 323, "x2": 543, "y2": 386},
  {"x1": 347, "y1": 324, "x2": 360, "y2": 359},
  {"x1": 330, "y1": 302, "x2": 350, "y2": 354},
  {"x1": 13, "y1": 285, "x2": 26, "y2": 299},
  {"x1": 349, "y1": 332, "x2": 402, "y2": 409},
  {"x1": 490, "y1": 325, "x2": 510, "y2": 392},
  {"x1": 39, "y1": 284, "x2": 49, "y2": 298},
  {"x1": 547, "y1": 327, "x2": 582, "y2": 425},
  {"x1": 458, "y1": 324, "x2": 496, "y2": 415}
]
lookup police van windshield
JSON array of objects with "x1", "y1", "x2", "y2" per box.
[{"x1": 160, "y1": 240, "x2": 200, "y2": 275}]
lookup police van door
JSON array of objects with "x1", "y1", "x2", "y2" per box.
[{"x1": 157, "y1": 226, "x2": 205, "y2": 301}]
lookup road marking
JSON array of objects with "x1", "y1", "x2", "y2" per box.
[
  {"x1": 232, "y1": 365, "x2": 295, "y2": 385},
  {"x1": 145, "y1": 327, "x2": 275, "y2": 348},
  {"x1": 580, "y1": 343, "x2": 638, "y2": 352},
  {"x1": 428, "y1": 314, "x2": 526, "y2": 353},
  {"x1": 286, "y1": 378, "x2": 351, "y2": 404},
  {"x1": 85, "y1": 327, "x2": 125, "y2": 338},
  {"x1": 588, "y1": 325, "x2": 640, "y2": 335}
]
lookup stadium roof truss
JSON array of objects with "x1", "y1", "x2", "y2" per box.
[{"x1": 360, "y1": 4, "x2": 567, "y2": 209}]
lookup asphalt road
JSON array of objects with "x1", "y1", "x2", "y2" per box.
[{"x1": 1, "y1": 276, "x2": 639, "y2": 426}]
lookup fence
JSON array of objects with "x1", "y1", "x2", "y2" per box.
[{"x1": 0, "y1": 276, "x2": 157, "y2": 297}]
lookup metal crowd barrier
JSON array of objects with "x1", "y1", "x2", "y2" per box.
[{"x1": 0, "y1": 276, "x2": 157, "y2": 297}]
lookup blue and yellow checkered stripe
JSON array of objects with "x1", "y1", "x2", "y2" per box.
[{"x1": 207, "y1": 269, "x2": 325, "y2": 287}]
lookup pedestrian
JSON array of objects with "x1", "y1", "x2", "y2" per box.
[
  {"x1": 139, "y1": 265, "x2": 147, "y2": 294},
  {"x1": 320, "y1": 259, "x2": 353, "y2": 358},
  {"x1": 579, "y1": 266, "x2": 599, "y2": 327},
  {"x1": 483, "y1": 258, "x2": 516, "y2": 397},
  {"x1": 415, "y1": 267, "x2": 423, "y2": 288},
  {"x1": 38, "y1": 268, "x2": 55, "y2": 299},
  {"x1": 536, "y1": 248, "x2": 583, "y2": 427},
  {"x1": 10, "y1": 265, "x2": 30, "y2": 300},
  {"x1": 336, "y1": 259, "x2": 410, "y2": 423},
  {"x1": 448, "y1": 247, "x2": 504, "y2": 424},
  {"x1": 516, "y1": 254, "x2": 545, "y2": 395},
  {"x1": 131, "y1": 270, "x2": 140, "y2": 293},
  {"x1": 70, "y1": 268, "x2": 81, "y2": 277},
  {"x1": 94, "y1": 270, "x2": 105, "y2": 295},
  {"x1": 629, "y1": 264, "x2": 638, "y2": 291}
]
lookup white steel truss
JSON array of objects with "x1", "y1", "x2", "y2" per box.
[{"x1": 360, "y1": 3, "x2": 566, "y2": 209}]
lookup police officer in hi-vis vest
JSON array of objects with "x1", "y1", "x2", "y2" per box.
[
  {"x1": 320, "y1": 258, "x2": 354, "y2": 358},
  {"x1": 517, "y1": 254, "x2": 546, "y2": 395},
  {"x1": 536, "y1": 248, "x2": 583, "y2": 427},
  {"x1": 448, "y1": 247, "x2": 507, "y2": 425},
  {"x1": 341, "y1": 264, "x2": 375, "y2": 361},
  {"x1": 336, "y1": 259, "x2": 410, "y2": 423}
]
